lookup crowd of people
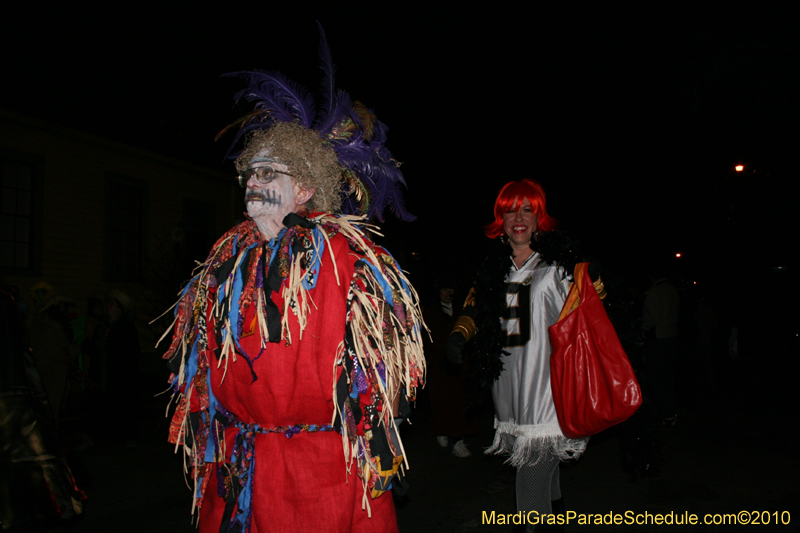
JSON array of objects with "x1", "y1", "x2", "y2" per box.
[{"x1": 0, "y1": 280, "x2": 142, "y2": 530}]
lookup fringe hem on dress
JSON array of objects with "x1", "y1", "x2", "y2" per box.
[{"x1": 486, "y1": 418, "x2": 588, "y2": 467}]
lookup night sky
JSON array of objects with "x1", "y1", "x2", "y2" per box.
[{"x1": 3, "y1": 4, "x2": 799, "y2": 293}]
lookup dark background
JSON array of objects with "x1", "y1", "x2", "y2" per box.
[
  {"x1": 3, "y1": 3, "x2": 798, "y2": 298},
  {"x1": 3, "y1": 5, "x2": 799, "y2": 531}
]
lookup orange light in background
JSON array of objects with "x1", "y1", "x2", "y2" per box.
[
  {"x1": 735, "y1": 165, "x2": 744, "y2": 172},
  {"x1": 675, "y1": 253, "x2": 682, "y2": 258}
]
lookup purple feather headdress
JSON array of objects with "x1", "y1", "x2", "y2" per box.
[{"x1": 219, "y1": 23, "x2": 413, "y2": 222}]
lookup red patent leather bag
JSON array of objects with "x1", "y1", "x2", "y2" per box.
[{"x1": 548, "y1": 263, "x2": 642, "y2": 439}]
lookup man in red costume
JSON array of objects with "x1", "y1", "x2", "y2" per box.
[{"x1": 162, "y1": 33, "x2": 424, "y2": 533}]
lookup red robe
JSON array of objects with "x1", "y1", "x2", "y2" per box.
[{"x1": 180, "y1": 227, "x2": 401, "y2": 533}]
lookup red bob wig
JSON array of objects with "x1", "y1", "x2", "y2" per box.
[{"x1": 484, "y1": 179, "x2": 557, "y2": 239}]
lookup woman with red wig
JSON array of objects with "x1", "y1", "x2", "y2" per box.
[{"x1": 448, "y1": 179, "x2": 601, "y2": 531}]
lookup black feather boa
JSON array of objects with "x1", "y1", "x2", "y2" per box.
[
  {"x1": 531, "y1": 229, "x2": 598, "y2": 281},
  {"x1": 464, "y1": 244, "x2": 511, "y2": 410}
]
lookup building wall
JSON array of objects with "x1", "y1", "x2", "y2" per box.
[{"x1": 0, "y1": 110, "x2": 239, "y2": 357}]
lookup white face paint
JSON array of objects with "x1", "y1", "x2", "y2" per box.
[{"x1": 244, "y1": 149, "x2": 303, "y2": 240}]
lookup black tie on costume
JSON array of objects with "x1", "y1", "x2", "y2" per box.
[
  {"x1": 262, "y1": 240, "x2": 283, "y2": 344},
  {"x1": 282, "y1": 212, "x2": 315, "y2": 229}
]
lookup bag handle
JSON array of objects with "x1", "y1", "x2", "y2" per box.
[{"x1": 556, "y1": 262, "x2": 589, "y2": 322}]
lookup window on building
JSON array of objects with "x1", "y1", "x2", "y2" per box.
[
  {"x1": 104, "y1": 174, "x2": 147, "y2": 282},
  {"x1": 1, "y1": 150, "x2": 42, "y2": 274}
]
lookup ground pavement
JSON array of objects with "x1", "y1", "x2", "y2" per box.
[{"x1": 33, "y1": 348, "x2": 799, "y2": 533}]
